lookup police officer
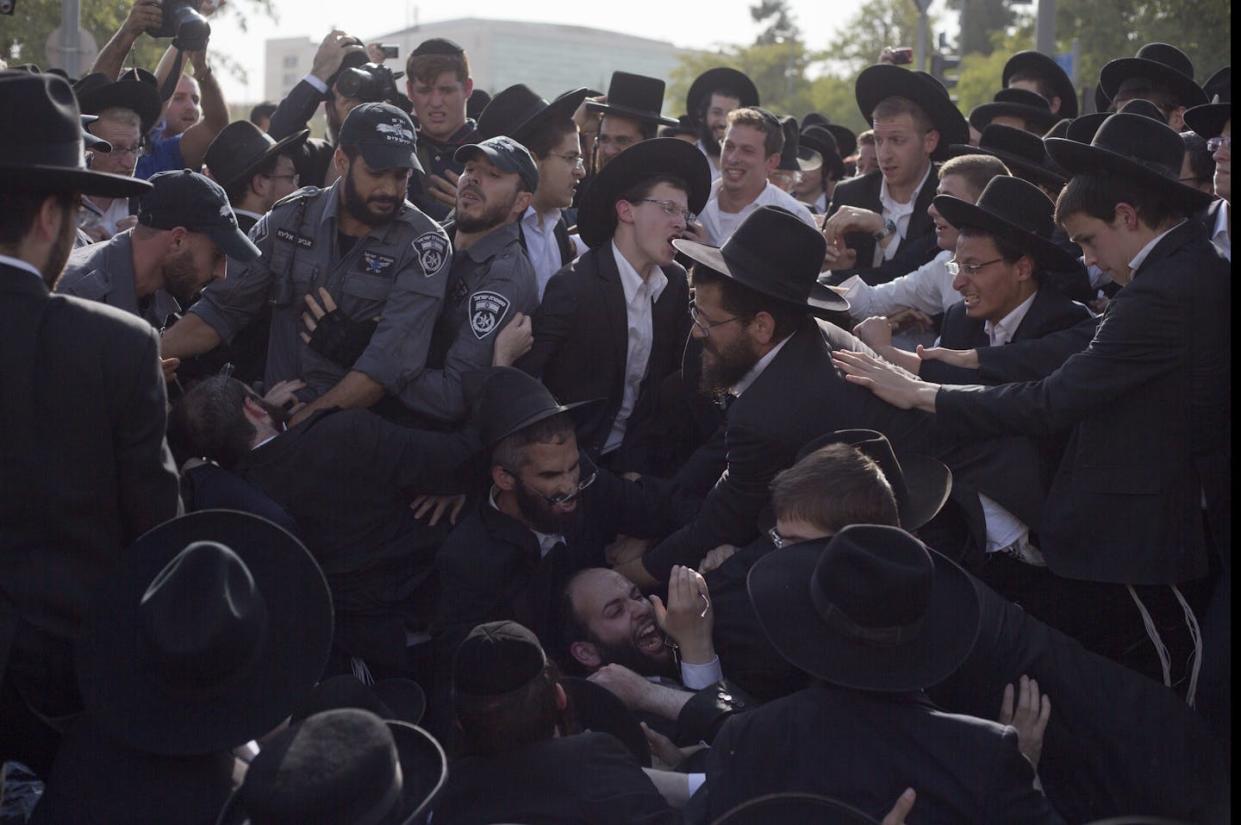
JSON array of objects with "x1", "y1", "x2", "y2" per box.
[
  {"x1": 300, "y1": 135, "x2": 540, "y2": 423},
  {"x1": 160, "y1": 102, "x2": 452, "y2": 424},
  {"x1": 57, "y1": 169, "x2": 260, "y2": 330}
]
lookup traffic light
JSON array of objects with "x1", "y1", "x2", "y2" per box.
[{"x1": 930, "y1": 51, "x2": 961, "y2": 91}]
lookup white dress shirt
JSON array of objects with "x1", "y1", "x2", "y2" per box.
[
  {"x1": 842, "y1": 249, "x2": 958, "y2": 319},
  {"x1": 79, "y1": 196, "x2": 131, "y2": 238},
  {"x1": 875, "y1": 162, "x2": 934, "y2": 263},
  {"x1": 0, "y1": 254, "x2": 45, "y2": 282},
  {"x1": 521, "y1": 205, "x2": 566, "y2": 298},
  {"x1": 699, "y1": 179, "x2": 818, "y2": 244},
  {"x1": 985, "y1": 291, "x2": 1037, "y2": 347},
  {"x1": 1210, "y1": 200, "x2": 1231, "y2": 261},
  {"x1": 604, "y1": 243, "x2": 668, "y2": 453}
]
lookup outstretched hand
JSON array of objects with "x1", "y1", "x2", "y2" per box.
[
  {"x1": 999, "y1": 675, "x2": 1052, "y2": 770},
  {"x1": 831, "y1": 349, "x2": 935, "y2": 410}
]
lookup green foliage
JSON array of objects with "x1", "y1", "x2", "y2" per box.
[
  {"x1": 945, "y1": 0, "x2": 1016, "y2": 56},
  {"x1": 750, "y1": 0, "x2": 798, "y2": 46},
  {"x1": 669, "y1": 41, "x2": 820, "y2": 121},
  {"x1": 822, "y1": 0, "x2": 928, "y2": 75}
]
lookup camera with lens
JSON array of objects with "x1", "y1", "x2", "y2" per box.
[
  {"x1": 333, "y1": 60, "x2": 413, "y2": 113},
  {"x1": 147, "y1": 0, "x2": 211, "y2": 51}
]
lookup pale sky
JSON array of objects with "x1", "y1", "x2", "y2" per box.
[{"x1": 208, "y1": 0, "x2": 859, "y2": 102}]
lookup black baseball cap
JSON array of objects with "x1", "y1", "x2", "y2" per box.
[
  {"x1": 453, "y1": 135, "x2": 539, "y2": 192},
  {"x1": 338, "y1": 102, "x2": 423, "y2": 173},
  {"x1": 137, "y1": 170, "x2": 261, "y2": 262}
]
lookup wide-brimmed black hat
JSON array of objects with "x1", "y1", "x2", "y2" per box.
[
  {"x1": 1185, "y1": 66, "x2": 1231, "y2": 139},
  {"x1": 587, "y1": 71, "x2": 677, "y2": 127},
  {"x1": 686, "y1": 67, "x2": 760, "y2": 124},
  {"x1": 217, "y1": 709, "x2": 447, "y2": 825},
  {"x1": 466, "y1": 87, "x2": 491, "y2": 121},
  {"x1": 1066, "y1": 97, "x2": 1166, "y2": 144},
  {"x1": 203, "y1": 120, "x2": 309, "y2": 190},
  {"x1": 673, "y1": 205, "x2": 849, "y2": 316},
  {"x1": 0, "y1": 72, "x2": 150, "y2": 198},
  {"x1": 934, "y1": 175, "x2": 1082, "y2": 273},
  {"x1": 74, "y1": 67, "x2": 163, "y2": 134},
  {"x1": 969, "y1": 87, "x2": 1060, "y2": 135},
  {"x1": 747, "y1": 524, "x2": 980, "y2": 691},
  {"x1": 1099, "y1": 42, "x2": 1208, "y2": 109},
  {"x1": 1044, "y1": 118, "x2": 1071, "y2": 140},
  {"x1": 1046, "y1": 112, "x2": 1215, "y2": 210},
  {"x1": 475, "y1": 367, "x2": 599, "y2": 449},
  {"x1": 793, "y1": 430, "x2": 951, "y2": 531},
  {"x1": 577, "y1": 136, "x2": 711, "y2": 248},
  {"x1": 660, "y1": 114, "x2": 701, "y2": 138},
  {"x1": 1003, "y1": 50, "x2": 1080, "y2": 119},
  {"x1": 77, "y1": 510, "x2": 333, "y2": 757},
  {"x1": 80, "y1": 114, "x2": 112, "y2": 153},
  {"x1": 947, "y1": 123, "x2": 1067, "y2": 190},
  {"x1": 562, "y1": 677, "x2": 651, "y2": 767},
  {"x1": 711, "y1": 793, "x2": 882, "y2": 825},
  {"x1": 289, "y1": 674, "x2": 427, "y2": 727},
  {"x1": 778, "y1": 116, "x2": 821, "y2": 173},
  {"x1": 799, "y1": 124, "x2": 844, "y2": 180},
  {"x1": 855, "y1": 64, "x2": 968, "y2": 160},
  {"x1": 824, "y1": 123, "x2": 858, "y2": 159},
  {"x1": 477, "y1": 84, "x2": 590, "y2": 145}
]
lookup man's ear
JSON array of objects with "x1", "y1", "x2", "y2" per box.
[
  {"x1": 1016, "y1": 256, "x2": 1035, "y2": 283},
  {"x1": 764, "y1": 152, "x2": 781, "y2": 174},
  {"x1": 554, "y1": 682, "x2": 567, "y2": 711},
  {"x1": 333, "y1": 146, "x2": 350, "y2": 177},
  {"x1": 749, "y1": 310, "x2": 777, "y2": 346},
  {"x1": 569, "y1": 640, "x2": 602, "y2": 670},
  {"x1": 1113, "y1": 202, "x2": 1140, "y2": 231},
  {"x1": 492, "y1": 464, "x2": 516, "y2": 492},
  {"x1": 241, "y1": 395, "x2": 269, "y2": 426},
  {"x1": 512, "y1": 189, "x2": 534, "y2": 220},
  {"x1": 924, "y1": 128, "x2": 941, "y2": 158},
  {"x1": 615, "y1": 199, "x2": 636, "y2": 227}
]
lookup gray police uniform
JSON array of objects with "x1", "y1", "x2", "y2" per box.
[
  {"x1": 189, "y1": 178, "x2": 451, "y2": 403},
  {"x1": 57, "y1": 230, "x2": 181, "y2": 329},
  {"x1": 409, "y1": 220, "x2": 539, "y2": 418}
]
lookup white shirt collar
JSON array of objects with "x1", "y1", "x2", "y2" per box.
[
  {"x1": 488, "y1": 485, "x2": 564, "y2": 558},
  {"x1": 611, "y1": 241, "x2": 668, "y2": 306},
  {"x1": 0, "y1": 254, "x2": 46, "y2": 282},
  {"x1": 252, "y1": 433, "x2": 280, "y2": 451},
  {"x1": 879, "y1": 161, "x2": 933, "y2": 217},
  {"x1": 984, "y1": 290, "x2": 1038, "y2": 347},
  {"x1": 731, "y1": 333, "x2": 793, "y2": 398},
  {"x1": 234, "y1": 208, "x2": 265, "y2": 222},
  {"x1": 522, "y1": 204, "x2": 561, "y2": 232},
  {"x1": 1128, "y1": 220, "x2": 1187, "y2": 273},
  {"x1": 1211, "y1": 200, "x2": 1230, "y2": 259}
]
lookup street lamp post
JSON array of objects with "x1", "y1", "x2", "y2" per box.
[{"x1": 911, "y1": 0, "x2": 933, "y2": 72}]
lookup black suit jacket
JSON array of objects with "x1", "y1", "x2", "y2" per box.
[
  {"x1": 935, "y1": 220, "x2": 1231, "y2": 584},
  {"x1": 518, "y1": 245, "x2": 691, "y2": 472},
  {"x1": 920, "y1": 285, "x2": 1096, "y2": 385},
  {"x1": 431, "y1": 732, "x2": 679, "y2": 825},
  {"x1": 268, "y1": 79, "x2": 336, "y2": 188},
  {"x1": 825, "y1": 166, "x2": 941, "y2": 285},
  {"x1": 643, "y1": 318, "x2": 1047, "y2": 580},
  {"x1": 706, "y1": 684, "x2": 1065, "y2": 824},
  {"x1": 0, "y1": 265, "x2": 180, "y2": 705}
]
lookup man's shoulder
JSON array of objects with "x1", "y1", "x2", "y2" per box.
[
  {"x1": 46, "y1": 291, "x2": 156, "y2": 345},
  {"x1": 833, "y1": 170, "x2": 883, "y2": 199},
  {"x1": 270, "y1": 185, "x2": 325, "y2": 214}
]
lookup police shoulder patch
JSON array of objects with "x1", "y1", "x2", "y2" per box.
[
  {"x1": 412, "y1": 231, "x2": 449, "y2": 276},
  {"x1": 468, "y1": 290, "x2": 511, "y2": 340},
  {"x1": 271, "y1": 185, "x2": 320, "y2": 210}
]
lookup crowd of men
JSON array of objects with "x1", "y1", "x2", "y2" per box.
[{"x1": 0, "y1": 2, "x2": 1232, "y2": 822}]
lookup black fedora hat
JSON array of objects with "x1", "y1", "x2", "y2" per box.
[
  {"x1": 203, "y1": 120, "x2": 309, "y2": 190},
  {"x1": 477, "y1": 84, "x2": 590, "y2": 145},
  {"x1": 1099, "y1": 42, "x2": 1208, "y2": 109},
  {"x1": 577, "y1": 136, "x2": 711, "y2": 248},
  {"x1": 1003, "y1": 50, "x2": 1080, "y2": 118},
  {"x1": 0, "y1": 72, "x2": 150, "y2": 198},
  {"x1": 1046, "y1": 112, "x2": 1215, "y2": 210},
  {"x1": 855, "y1": 65, "x2": 968, "y2": 160},
  {"x1": 587, "y1": 71, "x2": 677, "y2": 127},
  {"x1": 1043, "y1": 118, "x2": 1071, "y2": 140},
  {"x1": 947, "y1": 123, "x2": 1067, "y2": 191},
  {"x1": 824, "y1": 123, "x2": 858, "y2": 159},
  {"x1": 217, "y1": 709, "x2": 447, "y2": 825},
  {"x1": 710, "y1": 792, "x2": 882, "y2": 825},
  {"x1": 1093, "y1": 83, "x2": 1111, "y2": 114},
  {"x1": 1064, "y1": 95, "x2": 1166, "y2": 144},
  {"x1": 1184, "y1": 66, "x2": 1231, "y2": 140},
  {"x1": 969, "y1": 87, "x2": 1060, "y2": 135},
  {"x1": 80, "y1": 114, "x2": 112, "y2": 153},
  {"x1": 799, "y1": 124, "x2": 844, "y2": 180},
  {"x1": 475, "y1": 367, "x2": 599, "y2": 449},
  {"x1": 778, "y1": 116, "x2": 821, "y2": 173},
  {"x1": 74, "y1": 67, "x2": 163, "y2": 134},
  {"x1": 660, "y1": 114, "x2": 701, "y2": 138},
  {"x1": 673, "y1": 205, "x2": 850, "y2": 315},
  {"x1": 686, "y1": 67, "x2": 760, "y2": 124},
  {"x1": 561, "y1": 676, "x2": 651, "y2": 767},
  {"x1": 290, "y1": 674, "x2": 427, "y2": 727},
  {"x1": 76, "y1": 510, "x2": 333, "y2": 757},
  {"x1": 934, "y1": 175, "x2": 1082, "y2": 273},
  {"x1": 802, "y1": 111, "x2": 830, "y2": 130},
  {"x1": 793, "y1": 430, "x2": 951, "y2": 532},
  {"x1": 746, "y1": 524, "x2": 981, "y2": 691},
  {"x1": 466, "y1": 87, "x2": 492, "y2": 121}
]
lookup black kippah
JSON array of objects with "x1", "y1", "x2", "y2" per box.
[
  {"x1": 453, "y1": 621, "x2": 547, "y2": 697},
  {"x1": 412, "y1": 38, "x2": 464, "y2": 57}
]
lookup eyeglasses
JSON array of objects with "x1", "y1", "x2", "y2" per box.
[
  {"x1": 946, "y1": 257, "x2": 1004, "y2": 277},
  {"x1": 597, "y1": 133, "x2": 638, "y2": 150},
  {"x1": 637, "y1": 198, "x2": 695, "y2": 223},
  {"x1": 1207, "y1": 136, "x2": 1232, "y2": 153},
  {"x1": 502, "y1": 453, "x2": 599, "y2": 506},
  {"x1": 688, "y1": 300, "x2": 743, "y2": 336},
  {"x1": 107, "y1": 143, "x2": 143, "y2": 158},
  {"x1": 548, "y1": 151, "x2": 585, "y2": 170}
]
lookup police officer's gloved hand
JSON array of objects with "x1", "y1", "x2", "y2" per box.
[{"x1": 306, "y1": 308, "x2": 379, "y2": 368}]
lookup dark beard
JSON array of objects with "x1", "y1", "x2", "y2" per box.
[
  {"x1": 162, "y1": 246, "x2": 203, "y2": 305},
  {"x1": 698, "y1": 333, "x2": 759, "y2": 396},
  {"x1": 514, "y1": 476, "x2": 579, "y2": 535},
  {"x1": 697, "y1": 120, "x2": 721, "y2": 158},
  {"x1": 592, "y1": 634, "x2": 677, "y2": 679},
  {"x1": 344, "y1": 167, "x2": 400, "y2": 226},
  {"x1": 43, "y1": 203, "x2": 78, "y2": 288},
  {"x1": 456, "y1": 187, "x2": 516, "y2": 234}
]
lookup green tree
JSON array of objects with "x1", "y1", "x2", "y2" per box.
[
  {"x1": 822, "y1": 0, "x2": 930, "y2": 75},
  {"x1": 668, "y1": 41, "x2": 819, "y2": 120},
  {"x1": 946, "y1": 0, "x2": 1016, "y2": 56},
  {"x1": 0, "y1": 0, "x2": 273, "y2": 83}
]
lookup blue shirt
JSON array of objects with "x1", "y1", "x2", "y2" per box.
[{"x1": 135, "y1": 124, "x2": 187, "y2": 179}]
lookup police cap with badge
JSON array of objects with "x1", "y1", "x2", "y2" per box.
[{"x1": 138, "y1": 169, "x2": 262, "y2": 262}]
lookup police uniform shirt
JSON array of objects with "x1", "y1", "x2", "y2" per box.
[
  {"x1": 408, "y1": 220, "x2": 539, "y2": 420},
  {"x1": 189, "y1": 179, "x2": 452, "y2": 402},
  {"x1": 57, "y1": 229, "x2": 181, "y2": 329}
]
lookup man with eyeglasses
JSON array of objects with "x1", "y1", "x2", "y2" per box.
[
  {"x1": 78, "y1": 107, "x2": 147, "y2": 242},
  {"x1": 1185, "y1": 74, "x2": 1231, "y2": 262},
  {"x1": 203, "y1": 121, "x2": 310, "y2": 234},
  {"x1": 519, "y1": 138, "x2": 711, "y2": 474}
]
